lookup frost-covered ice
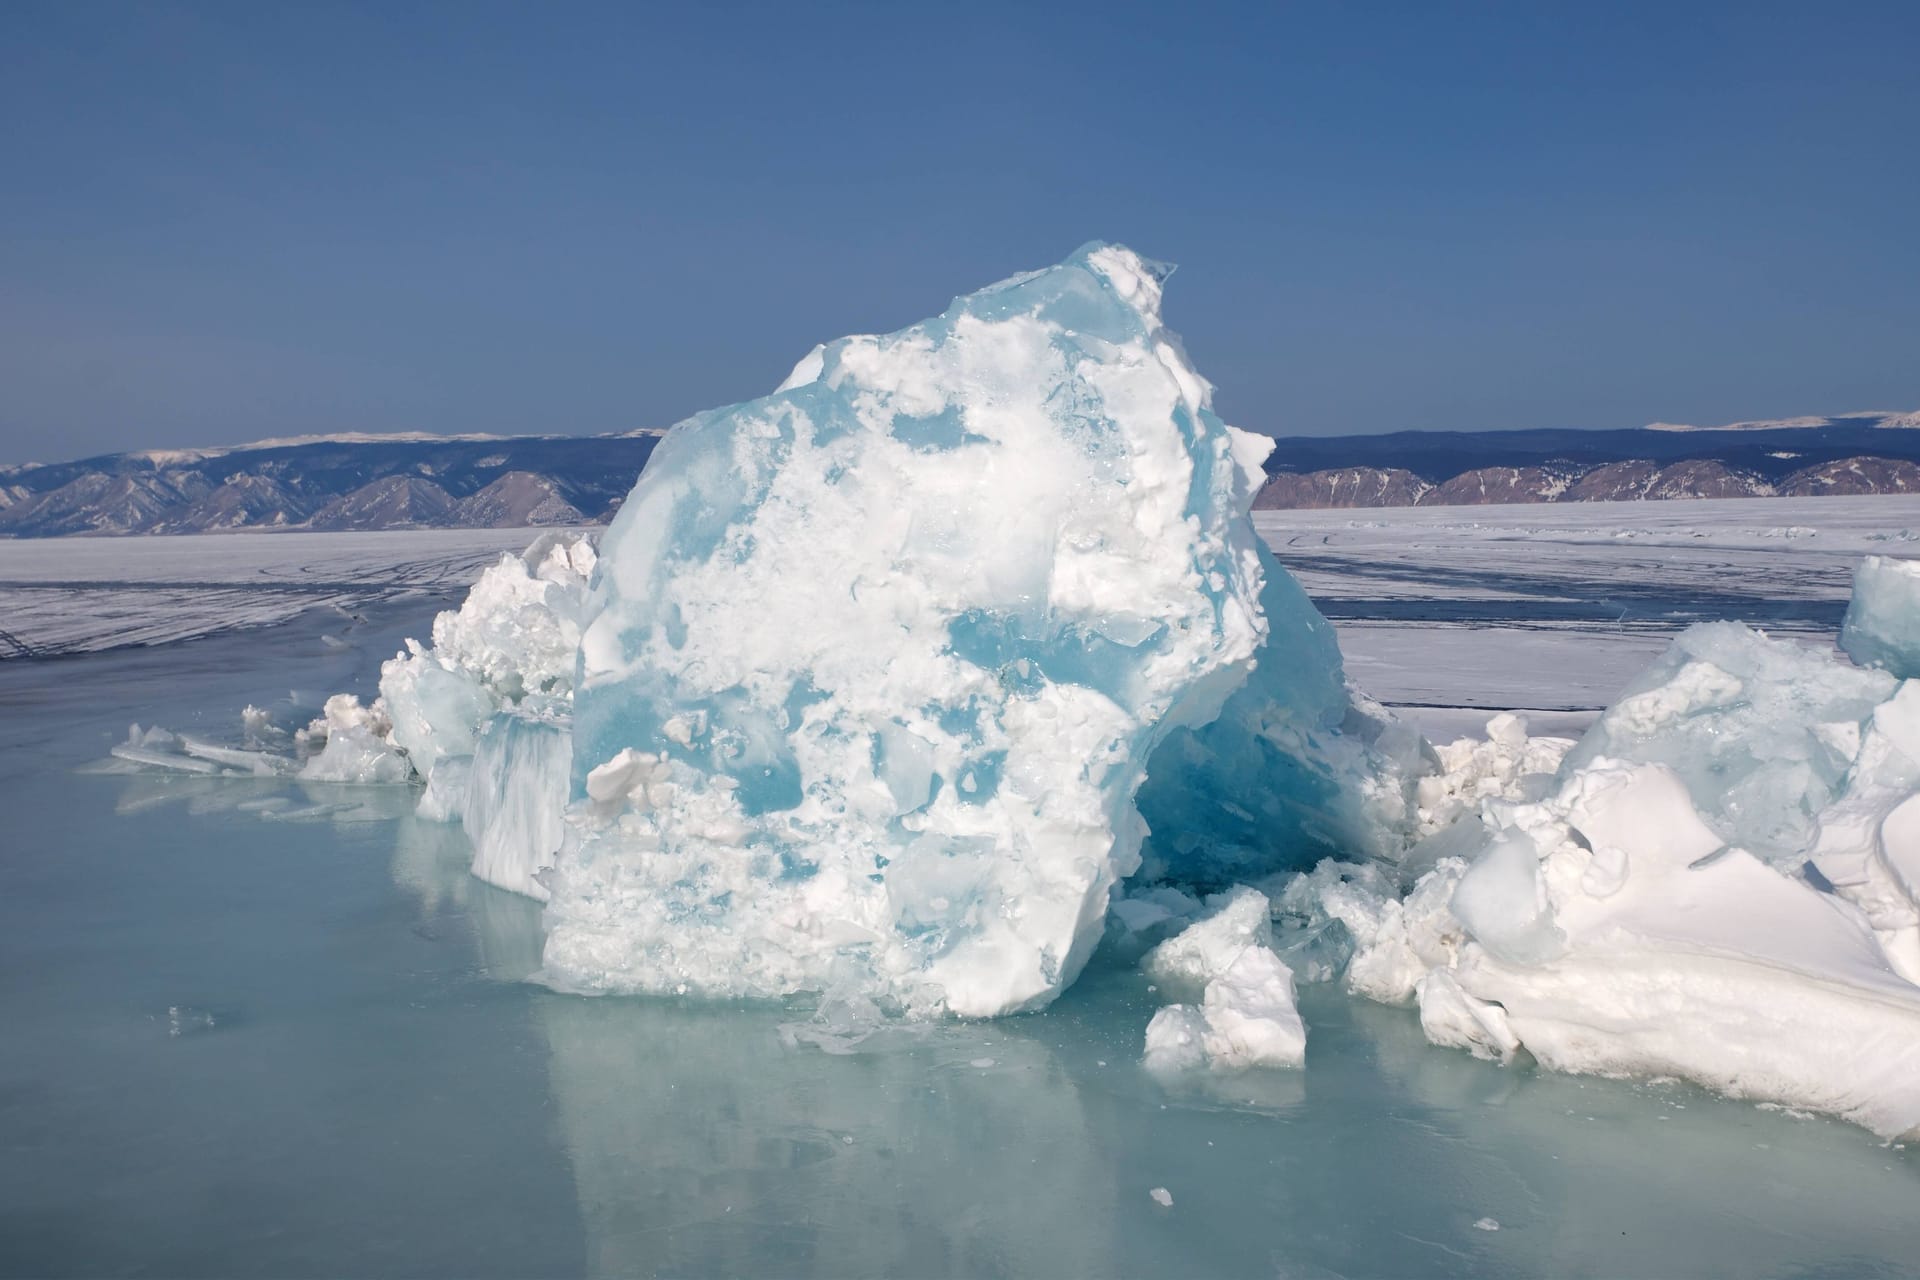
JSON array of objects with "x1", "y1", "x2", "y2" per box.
[
  {"x1": 549, "y1": 243, "x2": 1416, "y2": 1015},
  {"x1": 1558, "y1": 623, "x2": 1895, "y2": 863},
  {"x1": 1414, "y1": 712, "x2": 1574, "y2": 837}
]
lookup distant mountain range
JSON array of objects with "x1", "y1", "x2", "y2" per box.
[
  {"x1": 0, "y1": 431, "x2": 664, "y2": 537},
  {"x1": 2, "y1": 411, "x2": 1915, "y2": 536},
  {"x1": 1253, "y1": 410, "x2": 1920, "y2": 509}
]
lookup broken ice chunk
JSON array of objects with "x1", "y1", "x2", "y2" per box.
[
  {"x1": 1842, "y1": 555, "x2": 1920, "y2": 679},
  {"x1": 1140, "y1": 888, "x2": 1306, "y2": 1070}
]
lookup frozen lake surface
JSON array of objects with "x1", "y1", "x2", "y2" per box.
[
  {"x1": 1260, "y1": 495, "x2": 1920, "y2": 739},
  {"x1": 0, "y1": 528, "x2": 550, "y2": 657},
  {"x1": 3, "y1": 498, "x2": 1919, "y2": 1276}
]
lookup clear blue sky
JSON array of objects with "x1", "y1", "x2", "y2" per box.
[{"x1": 3, "y1": 0, "x2": 1916, "y2": 461}]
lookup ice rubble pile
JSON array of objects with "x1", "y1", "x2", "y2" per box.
[
  {"x1": 1284, "y1": 601, "x2": 1920, "y2": 1138},
  {"x1": 374, "y1": 533, "x2": 597, "y2": 899},
  {"x1": 1140, "y1": 887, "x2": 1307, "y2": 1072},
  {"x1": 118, "y1": 535, "x2": 598, "y2": 899},
  {"x1": 551, "y1": 242, "x2": 1419, "y2": 1015}
]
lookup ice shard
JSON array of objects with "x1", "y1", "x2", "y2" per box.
[{"x1": 1842, "y1": 555, "x2": 1920, "y2": 680}]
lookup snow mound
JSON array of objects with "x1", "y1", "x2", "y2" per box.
[{"x1": 551, "y1": 242, "x2": 1415, "y2": 1015}]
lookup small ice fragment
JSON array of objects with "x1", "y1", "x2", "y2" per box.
[
  {"x1": 970, "y1": 1057, "x2": 995, "y2": 1069},
  {"x1": 111, "y1": 743, "x2": 224, "y2": 775},
  {"x1": 1139, "y1": 890, "x2": 1307, "y2": 1070},
  {"x1": 1149, "y1": 1187, "x2": 1173, "y2": 1208},
  {"x1": 1473, "y1": 1217, "x2": 1500, "y2": 1232}
]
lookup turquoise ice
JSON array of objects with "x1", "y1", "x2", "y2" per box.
[
  {"x1": 550, "y1": 243, "x2": 1418, "y2": 1015},
  {"x1": 1842, "y1": 555, "x2": 1920, "y2": 680}
]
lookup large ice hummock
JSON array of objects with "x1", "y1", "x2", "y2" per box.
[{"x1": 550, "y1": 243, "x2": 1414, "y2": 1015}]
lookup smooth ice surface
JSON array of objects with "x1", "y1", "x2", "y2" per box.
[
  {"x1": 13, "y1": 518, "x2": 1920, "y2": 1278},
  {"x1": 1253, "y1": 495, "x2": 1920, "y2": 737},
  {"x1": 1843, "y1": 555, "x2": 1920, "y2": 679},
  {"x1": 558, "y1": 244, "x2": 1408, "y2": 1015},
  {"x1": 0, "y1": 527, "x2": 553, "y2": 656}
]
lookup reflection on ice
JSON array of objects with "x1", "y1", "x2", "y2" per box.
[
  {"x1": 372, "y1": 803, "x2": 1918, "y2": 1277},
  {"x1": 389, "y1": 815, "x2": 547, "y2": 983},
  {"x1": 537, "y1": 996, "x2": 1116, "y2": 1278},
  {"x1": 98, "y1": 764, "x2": 424, "y2": 826}
]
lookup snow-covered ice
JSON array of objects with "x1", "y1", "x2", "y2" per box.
[
  {"x1": 1287, "y1": 620, "x2": 1920, "y2": 1138},
  {"x1": 1256, "y1": 495, "x2": 1920, "y2": 734}
]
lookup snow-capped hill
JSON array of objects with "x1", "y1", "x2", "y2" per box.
[
  {"x1": 454, "y1": 472, "x2": 586, "y2": 527},
  {"x1": 1252, "y1": 416, "x2": 1920, "y2": 509},
  {"x1": 130, "y1": 431, "x2": 530, "y2": 467},
  {"x1": 1646, "y1": 409, "x2": 1920, "y2": 432},
  {"x1": 0, "y1": 432, "x2": 664, "y2": 536},
  {"x1": 147, "y1": 474, "x2": 312, "y2": 533},
  {"x1": 306, "y1": 475, "x2": 459, "y2": 530}
]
